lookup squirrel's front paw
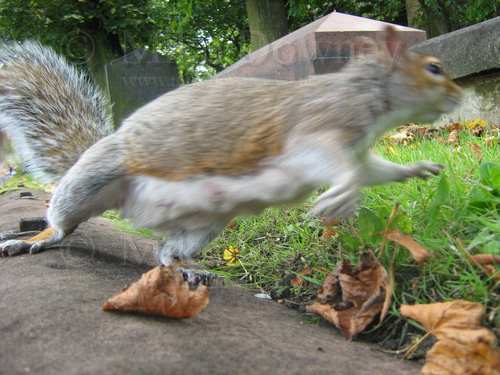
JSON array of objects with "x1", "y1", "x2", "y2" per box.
[{"x1": 408, "y1": 161, "x2": 444, "y2": 180}]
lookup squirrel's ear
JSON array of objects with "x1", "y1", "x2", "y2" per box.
[{"x1": 384, "y1": 25, "x2": 406, "y2": 58}]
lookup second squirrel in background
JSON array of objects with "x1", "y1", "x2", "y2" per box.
[{"x1": 0, "y1": 26, "x2": 462, "y2": 282}]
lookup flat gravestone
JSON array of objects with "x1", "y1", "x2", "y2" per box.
[
  {"x1": 218, "y1": 12, "x2": 426, "y2": 80},
  {"x1": 105, "y1": 49, "x2": 179, "y2": 125}
]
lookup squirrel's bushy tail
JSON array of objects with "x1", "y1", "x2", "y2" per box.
[{"x1": 0, "y1": 41, "x2": 113, "y2": 183}]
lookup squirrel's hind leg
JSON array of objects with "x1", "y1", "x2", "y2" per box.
[{"x1": 1, "y1": 137, "x2": 127, "y2": 257}]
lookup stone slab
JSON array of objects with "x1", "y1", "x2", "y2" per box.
[
  {"x1": 0, "y1": 190, "x2": 420, "y2": 375},
  {"x1": 411, "y1": 16, "x2": 500, "y2": 80},
  {"x1": 105, "y1": 49, "x2": 179, "y2": 125}
]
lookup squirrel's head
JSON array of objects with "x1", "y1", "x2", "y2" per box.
[{"x1": 352, "y1": 26, "x2": 463, "y2": 123}]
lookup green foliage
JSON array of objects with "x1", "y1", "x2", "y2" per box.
[
  {"x1": 414, "y1": 0, "x2": 498, "y2": 35},
  {"x1": 150, "y1": 0, "x2": 250, "y2": 82},
  {"x1": 287, "y1": 0, "x2": 406, "y2": 30},
  {"x1": 199, "y1": 126, "x2": 499, "y2": 347},
  {"x1": 0, "y1": 0, "x2": 156, "y2": 64},
  {"x1": 0, "y1": 1, "x2": 497, "y2": 81}
]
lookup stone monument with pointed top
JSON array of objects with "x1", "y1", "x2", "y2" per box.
[
  {"x1": 105, "y1": 49, "x2": 179, "y2": 125},
  {"x1": 217, "y1": 12, "x2": 426, "y2": 80}
]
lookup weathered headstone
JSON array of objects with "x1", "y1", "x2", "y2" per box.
[
  {"x1": 218, "y1": 11, "x2": 426, "y2": 80},
  {"x1": 411, "y1": 16, "x2": 500, "y2": 124},
  {"x1": 105, "y1": 49, "x2": 179, "y2": 125}
]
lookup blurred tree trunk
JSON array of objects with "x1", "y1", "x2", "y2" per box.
[
  {"x1": 245, "y1": 0, "x2": 288, "y2": 51},
  {"x1": 405, "y1": 0, "x2": 420, "y2": 27},
  {"x1": 417, "y1": 0, "x2": 451, "y2": 37}
]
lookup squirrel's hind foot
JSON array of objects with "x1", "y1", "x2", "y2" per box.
[
  {"x1": 176, "y1": 267, "x2": 223, "y2": 289},
  {"x1": 0, "y1": 227, "x2": 64, "y2": 257}
]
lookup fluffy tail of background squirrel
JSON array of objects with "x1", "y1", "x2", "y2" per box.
[{"x1": 0, "y1": 41, "x2": 113, "y2": 183}]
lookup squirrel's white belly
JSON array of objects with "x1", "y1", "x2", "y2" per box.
[{"x1": 122, "y1": 169, "x2": 314, "y2": 231}]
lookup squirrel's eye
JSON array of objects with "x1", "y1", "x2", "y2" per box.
[{"x1": 426, "y1": 63, "x2": 442, "y2": 75}]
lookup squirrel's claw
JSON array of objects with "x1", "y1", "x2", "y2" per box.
[
  {"x1": 409, "y1": 162, "x2": 444, "y2": 180},
  {"x1": 309, "y1": 189, "x2": 359, "y2": 221},
  {"x1": 0, "y1": 239, "x2": 33, "y2": 257},
  {"x1": 176, "y1": 267, "x2": 222, "y2": 289},
  {"x1": 0, "y1": 227, "x2": 64, "y2": 257}
]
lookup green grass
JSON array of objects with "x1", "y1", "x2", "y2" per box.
[
  {"x1": 200, "y1": 126, "x2": 499, "y2": 348},
  {"x1": 2, "y1": 124, "x2": 498, "y2": 352}
]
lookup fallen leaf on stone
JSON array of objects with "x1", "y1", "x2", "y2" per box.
[
  {"x1": 306, "y1": 251, "x2": 389, "y2": 340},
  {"x1": 401, "y1": 300, "x2": 500, "y2": 375},
  {"x1": 384, "y1": 230, "x2": 431, "y2": 264},
  {"x1": 102, "y1": 266, "x2": 209, "y2": 319}
]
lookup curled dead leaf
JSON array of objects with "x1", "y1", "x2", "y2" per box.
[
  {"x1": 306, "y1": 251, "x2": 389, "y2": 340},
  {"x1": 384, "y1": 230, "x2": 431, "y2": 264},
  {"x1": 102, "y1": 266, "x2": 209, "y2": 319},
  {"x1": 401, "y1": 300, "x2": 500, "y2": 375}
]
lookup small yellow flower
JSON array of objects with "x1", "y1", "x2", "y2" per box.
[
  {"x1": 465, "y1": 118, "x2": 487, "y2": 129},
  {"x1": 223, "y1": 246, "x2": 240, "y2": 265}
]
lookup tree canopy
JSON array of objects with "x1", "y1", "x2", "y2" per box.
[{"x1": 0, "y1": 0, "x2": 497, "y2": 83}]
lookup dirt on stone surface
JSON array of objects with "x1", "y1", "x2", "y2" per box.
[{"x1": 0, "y1": 190, "x2": 420, "y2": 375}]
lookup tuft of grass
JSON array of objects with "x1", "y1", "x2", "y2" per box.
[
  {"x1": 0, "y1": 173, "x2": 48, "y2": 194},
  {"x1": 101, "y1": 210, "x2": 159, "y2": 239}
]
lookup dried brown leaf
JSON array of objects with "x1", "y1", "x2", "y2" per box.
[
  {"x1": 306, "y1": 251, "x2": 389, "y2": 340},
  {"x1": 384, "y1": 230, "x2": 431, "y2": 264},
  {"x1": 321, "y1": 228, "x2": 337, "y2": 240},
  {"x1": 401, "y1": 300, "x2": 500, "y2": 375},
  {"x1": 470, "y1": 254, "x2": 500, "y2": 266},
  {"x1": 470, "y1": 125, "x2": 485, "y2": 137},
  {"x1": 388, "y1": 129, "x2": 414, "y2": 144},
  {"x1": 102, "y1": 266, "x2": 209, "y2": 319},
  {"x1": 445, "y1": 122, "x2": 463, "y2": 132}
]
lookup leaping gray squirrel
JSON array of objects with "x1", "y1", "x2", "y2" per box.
[{"x1": 0, "y1": 26, "x2": 462, "y2": 283}]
